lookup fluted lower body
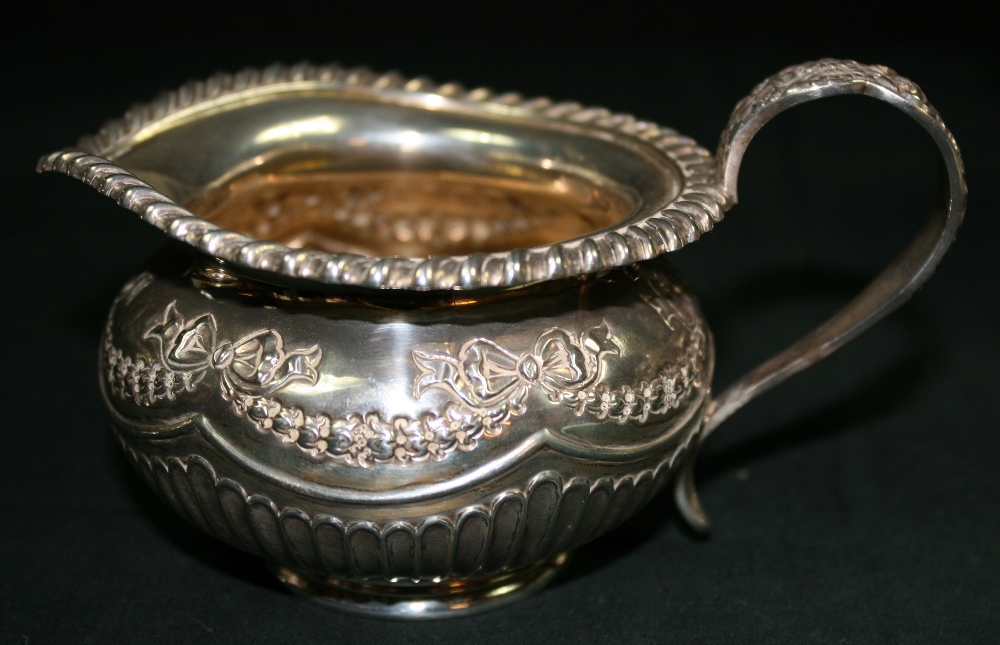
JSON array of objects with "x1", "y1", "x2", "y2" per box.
[{"x1": 117, "y1": 425, "x2": 691, "y2": 613}]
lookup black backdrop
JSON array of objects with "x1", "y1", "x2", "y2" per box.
[{"x1": 2, "y1": 2, "x2": 998, "y2": 643}]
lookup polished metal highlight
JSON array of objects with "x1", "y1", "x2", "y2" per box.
[{"x1": 40, "y1": 59, "x2": 966, "y2": 619}]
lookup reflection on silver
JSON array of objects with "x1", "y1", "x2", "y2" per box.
[
  {"x1": 284, "y1": 373, "x2": 369, "y2": 396},
  {"x1": 444, "y1": 127, "x2": 518, "y2": 147},
  {"x1": 254, "y1": 115, "x2": 344, "y2": 143}
]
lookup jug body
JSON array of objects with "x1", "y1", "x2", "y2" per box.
[{"x1": 104, "y1": 252, "x2": 710, "y2": 616}]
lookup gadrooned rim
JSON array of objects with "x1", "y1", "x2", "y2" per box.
[{"x1": 38, "y1": 61, "x2": 729, "y2": 291}]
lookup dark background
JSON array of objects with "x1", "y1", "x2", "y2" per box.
[{"x1": 2, "y1": 2, "x2": 998, "y2": 643}]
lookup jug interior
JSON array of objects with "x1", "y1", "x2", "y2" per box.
[
  {"x1": 107, "y1": 89, "x2": 682, "y2": 257},
  {"x1": 183, "y1": 162, "x2": 633, "y2": 257}
]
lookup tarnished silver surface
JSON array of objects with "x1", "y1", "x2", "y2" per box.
[{"x1": 40, "y1": 59, "x2": 966, "y2": 618}]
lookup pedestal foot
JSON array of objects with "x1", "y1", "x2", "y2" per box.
[{"x1": 269, "y1": 553, "x2": 569, "y2": 619}]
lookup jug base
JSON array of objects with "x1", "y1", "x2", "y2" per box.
[{"x1": 268, "y1": 553, "x2": 568, "y2": 619}]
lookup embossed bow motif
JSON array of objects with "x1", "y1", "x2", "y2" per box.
[
  {"x1": 143, "y1": 301, "x2": 322, "y2": 399},
  {"x1": 411, "y1": 323, "x2": 621, "y2": 417}
]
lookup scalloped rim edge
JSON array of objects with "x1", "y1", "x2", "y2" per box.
[{"x1": 37, "y1": 61, "x2": 730, "y2": 291}]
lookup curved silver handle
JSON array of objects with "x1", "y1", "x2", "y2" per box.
[{"x1": 674, "y1": 59, "x2": 967, "y2": 532}]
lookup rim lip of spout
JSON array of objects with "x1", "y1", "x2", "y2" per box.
[{"x1": 37, "y1": 61, "x2": 727, "y2": 292}]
